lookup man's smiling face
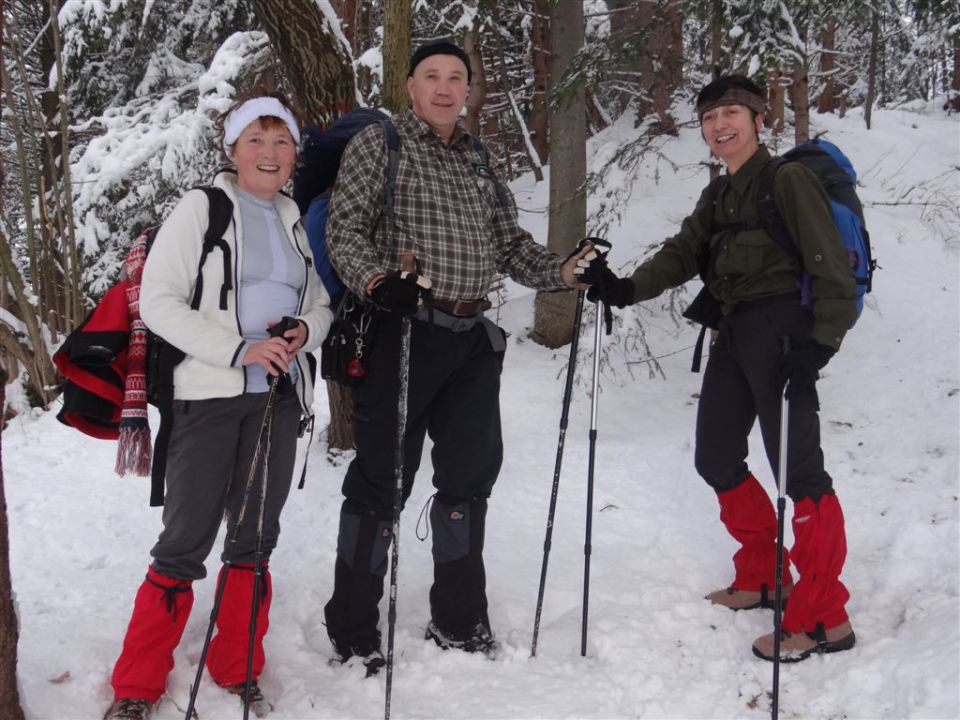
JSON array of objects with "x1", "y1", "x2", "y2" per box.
[{"x1": 406, "y1": 54, "x2": 469, "y2": 142}]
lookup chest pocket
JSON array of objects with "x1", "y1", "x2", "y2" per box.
[{"x1": 719, "y1": 227, "x2": 769, "y2": 278}]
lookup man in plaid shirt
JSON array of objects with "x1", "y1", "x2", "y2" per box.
[{"x1": 324, "y1": 39, "x2": 588, "y2": 670}]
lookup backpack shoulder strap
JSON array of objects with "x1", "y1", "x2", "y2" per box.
[
  {"x1": 189, "y1": 186, "x2": 234, "y2": 311},
  {"x1": 377, "y1": 118, "x2": 402, "y2": 229},
  {"x1": 470, "y1": 135, "x2": 512, "y2": 206},
  {"x1": 756, "y1": 156, "x2": 801, "y2": 261},
  {"x1": 148, "y1": 186, "x2": 232, "y2": 506}
]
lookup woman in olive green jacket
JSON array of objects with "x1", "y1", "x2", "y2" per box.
[{"x1": 580, "y1": 75, "x2": 857, "y2": 663}]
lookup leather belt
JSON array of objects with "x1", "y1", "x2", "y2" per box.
[{"x1": 430, "y1": 297, "x2": 492, "y2": 317}]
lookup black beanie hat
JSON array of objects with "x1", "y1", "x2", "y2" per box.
[{"x1": 408, "y1": 39, "x2": 472, "y2": 83}]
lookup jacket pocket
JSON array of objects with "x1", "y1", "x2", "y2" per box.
[{"x1": 719, "y1": 229, "x2": 769, "y2": 278}]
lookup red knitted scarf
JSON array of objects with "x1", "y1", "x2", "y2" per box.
[{"x1": 115, "y1": 231, "x2": 152, "y2": 476}]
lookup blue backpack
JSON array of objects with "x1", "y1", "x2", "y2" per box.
[
  {"x1": 757, "y1": 138, "x2": 876, "y2": 322},
  {"x1": 293, "y1": 108, "x2": 402, "y2": 307}
]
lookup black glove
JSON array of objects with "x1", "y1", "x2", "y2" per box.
[
  {"x1": 584, "y1": 265, "x2": 635, "y2": 309},
  {"x1": 369, "y1": 271, "x2": 424, "y2": 315},
  {"x1": 779, "y1": 340, "x2": 835, "y2": 400}
]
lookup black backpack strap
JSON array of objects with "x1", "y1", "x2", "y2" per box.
[
  {"x1": 149, "y1": 186, "x2": 233, "y2": 506},
  {"x1": 377, "y1": 118, "x2": 402, "y2": 230},
  {"x1": 691, "y1": 325, "x2": 708, "y2": 373},
  {"x1": 190, "y1": 187, "x2": 234, "y2": 310},
  {"x1": 471, "y1": 136, "x2": 512, "y2": 207},
  {"x1": 148, "y1": 352, "x2": 183, "y2": 506},
  {"x1": 756, "y1": 156, "x2": 801, "y2": 261}
]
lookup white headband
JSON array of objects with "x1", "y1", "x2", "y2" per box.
[{"x1": 222, "y1": 97, "x2": 301, "y2": 158}]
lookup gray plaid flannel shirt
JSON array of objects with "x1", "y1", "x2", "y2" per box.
[{"x1": 326, "y1": 110, "x2": 565, "y2": 302}]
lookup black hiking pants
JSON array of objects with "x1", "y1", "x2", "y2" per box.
[
  {"x1": 694, "y1": 299, "x2": 834, "y2": 503},
  {"x1": 325, "y1": 311, "x2": 505, "y2": 656}
]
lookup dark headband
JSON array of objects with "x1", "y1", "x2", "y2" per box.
[{"x1": 698, "y1": 88, "x2": 765, "y2": 119}]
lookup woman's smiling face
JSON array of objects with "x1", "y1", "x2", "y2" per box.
[
  {"x1": 232, "y1": 118, "x2": 298, "y2": 201},
  {"x1": 700, "y1": 103, "x2": 763, "y2": 174}
]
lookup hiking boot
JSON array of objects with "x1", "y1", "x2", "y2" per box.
[
  {"x1": 425, "y1": 620, "x2": 499, "y2": 659},
  {"x1": 361, "y1": 649, "x2": 386, "y2": 677},
  {"x1": 706, "y1": 583, "x2": 792, "y2": 611},
  {"x1": 103, "y1": 699, "x2": 154, "y2": 720},
  {"x1": 752, "y1": 620, "x2": 856, "y2": 663},
  {"x1": 329, "y1": 645, "x2": 386, "y2": 677},
  {"x1": 222, "y1": 681, "x2": 273, "y2": 718}
]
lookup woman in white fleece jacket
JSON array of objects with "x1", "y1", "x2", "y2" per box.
[{"x1": 104, "y1": 88, "x2": 332, "y2": 719}]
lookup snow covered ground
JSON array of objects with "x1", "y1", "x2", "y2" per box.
[{"x1": 5, "y1": 104, "x2": 959, "y2": 719}]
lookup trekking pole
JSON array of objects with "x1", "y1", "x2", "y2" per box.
[
  {"x1": 242, "y1": 400, "x2": 275, "y2": 720},
  {"x1": 530, "y1": 289, "x2": 585, "y2": 658},
  {"x1": 185, "y1": 376, "x2": 280, "y2": 719},
  {"x1": 185, "y1": 320, "x2": 292, "y2": 720},
  {"x1": 771, "y1": 336, "x2": 791, "y2": 720},
  {"x1": 530, "y1": 237, "x2": 609, "y2": 658},
  {"x1": 581, "y1": 297, "x2": 605, "y2": 657},
  {"x1": 384, "y1": 312, "x2": 409, "y2": 720},
  {"x1": 384, "y1": 255, "x2": 430, "y2": 720}
]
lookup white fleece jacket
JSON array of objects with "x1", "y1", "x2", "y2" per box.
[{"x1": 140, "y1": 170, "x2": 332, "y2": 411}]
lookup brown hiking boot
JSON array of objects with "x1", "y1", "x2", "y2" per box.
[
  {"x1": 222, "y1": 681, "x2": 273, "y2": 718},
  {"x1": 752, "y1": 620, "x2": 856, "y2": 662},
  {"x1": 706, "y1": 583, "x2": 791, "y2": 611},
  {"x1": 103, "y1": 699, "x2": 154, "y2": 720}
]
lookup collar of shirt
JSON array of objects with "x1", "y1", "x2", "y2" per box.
[
  {"x1": 726, "y1": 144, "x2": 772, "y2": 195},
  {"x1": 400, "y1": 109, "x2": 472, "y2": 149}
]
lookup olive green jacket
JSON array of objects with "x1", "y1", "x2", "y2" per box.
[{"x1": 627, "y1": 146, "x2": 857, "y2": 349}]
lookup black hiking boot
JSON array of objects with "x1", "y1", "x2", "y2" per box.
[
  {"x1": 329, "y1": 645, "x2": 387, "y2": 677},
  {"x1": 425, "y1": 620, "x2": 499, "y2": 659},
  {"x1": 103, "y1": 699, "x2": 154, "y2": 720}
]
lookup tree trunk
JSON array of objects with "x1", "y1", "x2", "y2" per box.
[
  {"x1": 251, "y1": 0, "x2": 355, "y2": 123},
  {"x1": 710, "y1": 0, "x2": 723, "y2": 73},
  {"x1": 0, "y1": 33, "x2": 27, "y2": 720},
  {"x1": 950, "y1": 38, "x2": 960, "y2": 111},
  {"x1": 608, "y1": 0, "x2": 640, "y2": 116},
  {"x1": 865, "y1": 10, "x2": 880, "y2": 130},
  {"x1": 382, "y1": 0, "x2": 412, "y2": 114},
  {"x1": 653, "y1": 0, "x2": 683, "y2": 135},
  {"x1": 530, "y1": 0, "x2": 585, "y2": 349},
  {"x1": 330, "y1": 0, "x2": 359, "y2": 51},
  {"x1": 791, "y1": 61, "x2": 810, "y2": 144},
  {"x1": 325, "y1": 381, "x2": 355, "y2": 451},
  {"x1": 528, "y1": 0, "x2": 551, "y2": 164},
  {"x1": 462, "y1": 20, "x2": 487, "y2": 137},
  {"x1": 632, "y1": 1, "x2": 682, "y2": 134},
  {"x1": 767, "y1": 70, "x2": 785, "y2": 135},
  {"x1": 817, "y1": 18, "x2": 837, "y2": 114},
  {"x1": 0, "y1": 364, "x2": 27, "y2": 720}
]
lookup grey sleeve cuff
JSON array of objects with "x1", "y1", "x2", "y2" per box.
[{"x1": 231, "y1": 341, "x2": 248, "y2": 368}]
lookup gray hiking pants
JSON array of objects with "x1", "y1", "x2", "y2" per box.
[{"x1": 150, "y1": 385, "x2": 301, "y2": 580}]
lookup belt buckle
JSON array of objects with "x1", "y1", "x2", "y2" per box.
[{"x1": 451, "y1": 300, "x2": 473, "y2": 317}]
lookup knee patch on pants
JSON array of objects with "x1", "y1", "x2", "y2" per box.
[
  {"x1": 337, "y1": 511, "x2": 393, "y2": 577},
  {"x1": 431, "y1": 495, "x2": 487, "y2": 563}
]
